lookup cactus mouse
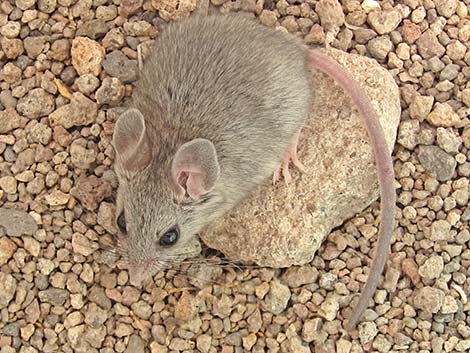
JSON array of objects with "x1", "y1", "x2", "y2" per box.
[{"x1": 112, "y1": 14, "x2": 396, "y2": 331}]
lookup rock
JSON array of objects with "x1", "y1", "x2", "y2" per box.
[
  {"x1": 175, "y1": 291, "x2": 198, "y2": 322},
  {"x1": 45, "y1": 190, "x2": 70, "y2": 206},
  {"x1": 367, "y1": 9, "x2": 402, "y2": 35},
  {"x1": 361, "y1": 0, "x2": 380, "y2": 12},
  {"x1": 38, "y1": 0, "x2": 57, "y2": 13},
  {"x1": 0, "y1": 208, "x2": 38, "y2": 237},
  {"x1": 84, "y1": 303, "x2": 108, "y2": 328},
  {"x1": 123, "y1": 20, "x2": 156, "y2": 37},
  {"x1": 0, "y1": 90, "x2": 17, "y2": 109},
  {"x1": 16, "y1": 0, "x2": 36, "y2": 10},
  {"x1": 397, "y1": 120, "x2": 420, "y2": 150},
  {"x1": 336, "y1": 339, "x2": 353, "y2": 353},
  {"x1": 151, "y1": 0, "x2": 196, "y2": 21},
  {"x1": 72, "y1": 233, "x2": 99, "y2": 257},
  {"x1": 150, "y1": 342, "x2": 169, "y2": 353},
  {"x1": 281, "y1": 266, "x2": 318, "y2": 287},
  {"x1": 0, "y1": 108, "x2": 22, "y2": 133},
  {"x1": 0, "y1": 21, "x2": 21, "y2": 38},
  {"x1": 50, "y1": 39, "x2": 71, "y2": 61},
  {"x1": 462, "y1": 88, "x2": 470, "y2": 107},
  {"x1": 124, "y1": 335, "x2": 146, "y2": 353},
  {"x1": 413, "y1": 287, "x2": 445, "y2": 314},
  {"x1": 426, "y1": 103, "x2": 461, "y2": 127},
  {"x1": 263, "y1": 280, "x2": 291, "y2": 315},
  {"x1": 440, "y1": 64, "x2": 460, "y2": 81},
  {"x1": 281, "y1": 334, "x2": 311, "y2": 353},
  {"x1": 75, "y1": 74, "x2": 100, "y2": 95},
  {"x1": 0, "y1": 176, "x2": 17, "y2": 194},
  {"x1": 169, "y1": 338, "x2": 193, "y2": 351},
  {"x1": 367, "y1": 36, "x2": 393, "y2": 60},
  {"x1": 402, "y1": 20, "x2": 421, "y2": 44},
  {"x1": 67, "y1": 325, "x2": 87, "y2": 350},
  {"x1": 132, "y1": 301, "x2": 152, "y2": 320},
  {"x1": 102, "y1": 29, "x2": 125, "y2": 51},
  {"x1": 316, "y1": 0, "x2": 345, "y2": 32},
  {"x1": 455, "y1": 340, "x2": 470, "y2": 352},
  {"x1": 49, "y1": 92, "x2": 98, "y2": 129},
  {"x1": 23, "y1": 36, "x2": 45, "y2": 58},
  {"x1": 0, "y1": 237, "x2": 17, "y2": 265},
  {"x1": 434, "y1": 0, "x2": 458, "y2": 17},
  {"x1": 23, "y1": 237, "x2": 40, "y2": 257},
  {"x1": 119, "y1": 0, "x2": 143, "y2": 15},
  {"x1": 102, "y1": 51, "x2": 138, "y2": 83},
  {"x1": 122, "y1": 286, "x2": 140, "y2": 305},
  {"x1": 29, "y1": 123, "x2": 52, "y2": 145},
  {"x1": 358, "y1": 321, "x2": 378, "y2": 345},
  {"x1": 76, "y1": 19, "x2": 110, "y2": 40},
  {"x1": 0, "y1": 273, "x2": 16, "y2": 309},
  {"x1": 353, "y1": 28, "x2": 376, "y2": 45},
  {"x1": 71, "y1": 37, "x2": 105, "y2": 76},
  {"x1": 301, "y1": 319, "x2": 321, "y2": 342},
  {"x1": 2, "y1": 62, "x2": 22, "y2": 84},
  {"x1": 70, "y1": 176, "x2": 113, "y2": 211},
  {"x1": 70, "y1": 142, "x2": 96, "y2": 169},
  {"x1": 318, "y1": 295, "x2": 339, "y2": 321},
  {"x1": 306, "y1": 31, "x2": 324, "y2": 48},
  {"x1": 200, "y1": 47, "x2": 400, "y2": 267},
  {"x1": 16, "y1": 88, "x2": 55, "y2": 119},
  {"x1": 417, "y1": 145, "x2": 456, "y2": 182},
  {"x1": 38, "y1": 288, "x2": 69, "y2": 306},
  {"x1": 38, "y1": 258, "x2": 56, "y2": 275},
  {"x1": 401, "y1": 258, "x2": 420, "y2": 286},
  {"x1": 409, "y1": 95, "x2": 434, "y2": 121},
  {"x1": 97, "y1": 202, "x2": 117, "y2": 234},
  {"x1": 259, "y1": 10, "x2": 278, "y2": 27},
  {"x1": 213, "y1": 294, "x2": 233, "y2": 318},
  {"x1": 429, "y1": 220, "x2": 452, "y2": 241},
  {"x1": 441, "y1": 296, "x2": 459, "y2": 314},
  {"x1": 416, "y1": 30, "x2": 446, "y2": 59},
  {"x1": 1, "y1": 37, "x2": 24, "y2": 59},
  {"x1": 447, "y1": 41, "x2": 467, "y2": 61},
  {"x1": 88, "y1": 285, "x2": 112, "y2": 310},
  {"x1": 96, "y1": 77, "x2": 125, "y2": 106},
  {"x1": 195, "y1": 335, "x2": 211, "y2": 353},
  {"x1": 85, "y1": 326, "x2": 107, "y2": 348},
  {"x1": 436, "y1": 128, "x2": 461, "y2": 154},
  {"x1": 418, "y1": 255, "x2": 444, "y2": 279}
]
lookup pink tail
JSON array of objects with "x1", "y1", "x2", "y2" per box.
[{"x1": 308, "y1": 49, "x2": 396, "y2": 331}]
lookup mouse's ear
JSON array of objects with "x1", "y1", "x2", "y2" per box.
[
  {"x1": 171, "y1": 138, "x2": 220, "y2": 200},
  {"x1": 112, "y1": 108, "x2": 152, "y2": 173}
]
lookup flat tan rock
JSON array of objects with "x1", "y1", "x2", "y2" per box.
[{"x1": 199, "y1": 48, "x2": 401, "y2": 267}]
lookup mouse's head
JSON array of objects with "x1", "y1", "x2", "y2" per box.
[{"x1": 112, "y1": 108, "x2": 223, "y2": 285}]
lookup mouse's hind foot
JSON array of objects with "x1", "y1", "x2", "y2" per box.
[{"x1": 272, "y1": 131, "x2": 305, "y2": 185}]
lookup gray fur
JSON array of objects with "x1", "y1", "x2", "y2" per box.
[{"x1": 113, "y1": 14, "x2": 312, "y2": 281}]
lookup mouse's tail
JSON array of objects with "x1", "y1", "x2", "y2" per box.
[{"x1": 307, "y1": 49, "x2": 396, "y2": 331}]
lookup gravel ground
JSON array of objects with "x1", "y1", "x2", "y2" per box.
[{"x1": 1, "y1": 0, "x2": 470, "y2": 352}]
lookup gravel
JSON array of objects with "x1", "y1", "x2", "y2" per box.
[{"x1": 1, "y1": 0, "x2": 470, "y2": 352}]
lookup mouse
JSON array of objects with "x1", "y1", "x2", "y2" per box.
[{"x1": 111, "y1": 13, "x2": 396, "y2": 331}]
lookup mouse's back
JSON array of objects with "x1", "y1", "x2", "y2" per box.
[{"x1": 132, "y1": 15, "x2": 311, "y2": 191}]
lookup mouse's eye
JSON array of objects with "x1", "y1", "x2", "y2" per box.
[
  {"x1": 117, "y1": 212, "x2": 127, "y2": 234},
  {"x1": 159, "y1": 227, "x2": 179, "y2": 246}
]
